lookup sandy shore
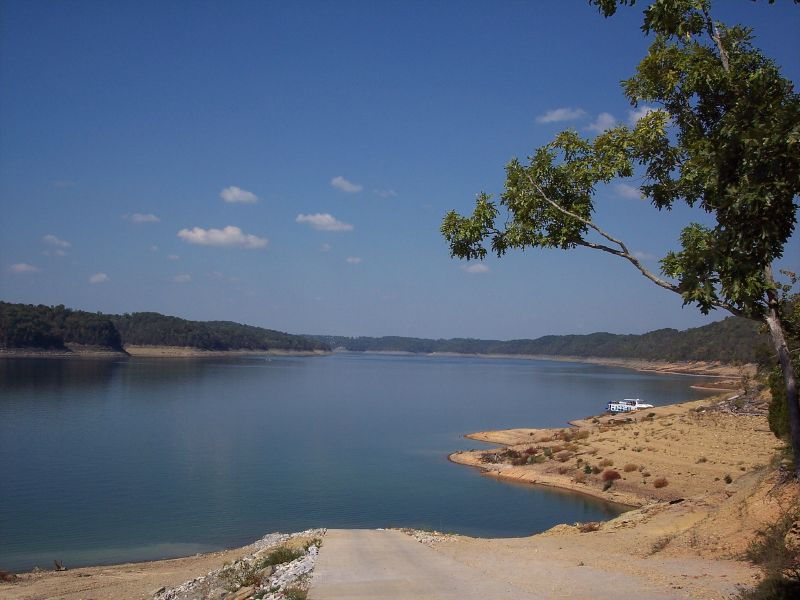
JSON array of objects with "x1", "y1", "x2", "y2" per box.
[
  {"x1": 451, "y1": 393, "x2": 778, "y2": 507},
  {"x1": 0, "y1": 346, "x2": 330, "y2": 359},
  {"x1": 123, "y1": 346, "x2": 329, "y2": 357},
  {"x1": 356, "y1": 350, "x2": 754, "y2": 379}
]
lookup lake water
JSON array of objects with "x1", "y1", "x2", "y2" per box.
[{"x1": 0, "y1": 353, "x2": 717, "y2": 571}]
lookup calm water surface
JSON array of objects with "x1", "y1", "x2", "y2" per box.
[{"x1": 0, "y1": 353, "x2": 716, "y2": 571}]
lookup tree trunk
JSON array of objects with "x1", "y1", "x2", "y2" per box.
[{"x1": 764, "y1": 285, "x2": 800, "y2": 476}]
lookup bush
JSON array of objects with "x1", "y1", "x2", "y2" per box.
[
  {"x1": 257, "y1": 546, "x2": 304, "y2": 568},
  {"x1": 557, "y1": 465, "x2": 570, "y2": 474},
  {"x1": 284, "y1": 587, "x2": 308, "y2": 600},
  {"x1": 573, "y1": 471, "x2": 586, "y2": 483},
  {"x1": 598, "y1": 458, "x2": 613, "y2": 467},
  {"x1": 556, "y1": 451, "x2": 573, "y2": 462},
  {"x1": 623, "y1": 463, "x2": 638, "y2": 472},
  {"x1": 578, "y1": 522, "x2": 599, "y2": 533},
  {"x1": 653, "y1": 477, "x2": 668, "y2": 489},
  {"x1": 724, "y1": 474, "x2": 733, "y2": 484},
  {"x1": 602, "y1": 469, "x2": 621, "y2": 482},
  {"x1": 734, "y1": 577, "x2": 800, "y2": 600},
  {"x1": 583, "y1": 464, "x2": 592, "y2": 474}
]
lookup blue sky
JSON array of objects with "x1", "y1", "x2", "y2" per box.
[{"x1": 1, "y1": 0, "x2": 798, "y2": 339}]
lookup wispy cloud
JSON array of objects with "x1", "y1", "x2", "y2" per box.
[
  {"x1": 9, "y1": 263, "x2": 39, "y2": 273},
  {"x1": 173, "y1": 274, "x2": 191, "y2": 283},
  {"x1": 220, "y1": 186, "x2": 259, "y2": 204},
  {"x1": 167, "y1": 254, "x2": 180, "y2": 261},
  {"x1": 374, "y1": 188, "x2": 398, "y2": 198},
  {"x1": 629, "y1": 104, "x2": 657, "y2": 125},
  {"x1": 42, "y1": 234, "x2": 71, "y2": 248},
  {"x1": 632, "y1": 250, "x2": 656, "y2": 261},
  {"x1": 345, "y1": 256, "x2": 362, "y2": 264},
  {"x1": 89, "y1": 272, "x2": 109, "y2": 284},
  {"x1": 321, "y1": 243, "x2": 332, "y2": 252},
  {"x1": 296, "y1": 213, "x2": 354, "y2": 232},
  {"x1": 209, "y1": 270, "x2": 240, "y2": 283},
  {"x1": 124, "y1": 213, "x2": 160, "y2": 223},
  {"x1": 150, "y1": 245, "x2": 159, "y2": 252},
  {"x1": 587, "y1": 112, "x2": 617, "y2": 133},
  {"x1": 177, "y1": 225, "x2": 268, "y2": 249},
  {"x1": 42, "y1": 249, "x2": 67, "y2": 257},
  {"x1": 461, "y1": 263, "x2": 490, "y2": 274},
  {"x1": 330, "y1": 176, "x2": 362, "y2": 193},
  {"x1": 535, "y1": 107, "x2": 586, "y2": 124},
  {"x1": 614, "y1": 183, "x2": 644, "y2": 200}
]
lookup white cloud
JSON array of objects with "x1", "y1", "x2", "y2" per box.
[
  {"x1": 173, "y1": 274, "x2": 191, "y2": 283},
  {"x1": 150, "y1": 245, "x2": 159, "y2": 252},
  {"x1": 587, "y1": 112, "x2": 617, "y2": 133},
  {"x1": 89, "y1": 272, "x2": 109, "y2": 284},
  {"x1": 125, "y1": 213, "x2": 160, "y2": 223},
  {"x1": 296, "y1": 213, "x2": 354, "y2": 232},
  {"x1": 345, "y1": 256, "x2": 362, "y2": 264},
  {"x1": 330, "y1": 176, "x2": 363, "y2": 193},
  {"x1": 321, "y1": 243, "x2": 332, "y2": 252},
  {"x1": 220, "y1": 186, "x2": 259, "y2": 204},
  {"x1": 535, "y1": 107, "x2": 587, "y2": 124},
  {"x1": 42, "y1": 234, "x2": 71, "y2": 248},
  {"x1": 629, "y1": 105, "x2": 657, "y2": 125},
  {"x1": 632, "y1": 250, "x2": 656, "y2": 261},
  {"x1": 9, "y1": 263, "x2": 39, "y2": 273},
  {"x1": 167, "y1": 254, "x2": 180, "y2": 260},
  {"x1": 614, "y1": 183, "x2": 644, "y2": 200},
  {"x1": 461, "y1": 263, "x2": 490, "y2": 274},
  {"x1": 374, "y1": 188, "x2": 398, "y2": 198},
  {"x1": 177, "y1": 225, "x2": 268, "y2": 249}
]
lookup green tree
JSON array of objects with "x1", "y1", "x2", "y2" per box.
[{"x1": 442, "y1": 1, "x2": 800, "y2": 470}]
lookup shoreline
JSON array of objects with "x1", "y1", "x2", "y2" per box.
[
  {"x1": 448, "y1": 391, "x2": 775, "y2": 510},
  {"x1": 2, "y1": 345, "x2": 753, "y2": 377},
  {"x1": 343, "y1": 349, "x2": 753, "y2": 378},
  {"x1": 0, "y1": 346, "x2": 330, "y2": 359}
]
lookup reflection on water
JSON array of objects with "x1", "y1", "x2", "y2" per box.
[{"x1": 0, "y1": 354, "x2": 716, "y2": 571}]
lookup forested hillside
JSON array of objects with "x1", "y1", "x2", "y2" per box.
[
  {"x1": 314, "y1": 317, "x2": 767, "y2": 364},
  {"x1": 0, "y1": 302, "x2": 122, "y2": 350},
  {"x1": 0, "y1": 302, "x2": 329, "y2": 352},
  {"x1": 111, "y1": 312, "x2": 328, "y2": 352}
]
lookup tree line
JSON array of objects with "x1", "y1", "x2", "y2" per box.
[
  {"x1": 0, "y1": 302, "x2": 329, "y2": 352},
  {"x1": 314, "y1": 316, "x2": 767, "y2": 364}
]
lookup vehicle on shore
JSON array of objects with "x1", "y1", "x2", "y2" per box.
[{"x1": 606, "y1": 398, "x2": 654, "y2": 413}]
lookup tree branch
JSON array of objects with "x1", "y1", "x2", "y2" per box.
[
  {"x1": 524, "y1": 172, "x2": 746, "y2": 317},
  {"x1": 703, "y1": 7, "x2": 730, "y2": 73}
]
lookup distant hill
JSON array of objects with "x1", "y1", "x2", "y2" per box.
[
  {"x1": 0, "y1": 302, "x2": 329, "y2": 353},
  {"x1": 312, "y1": 317, "x2": 768, "y2": 364}
]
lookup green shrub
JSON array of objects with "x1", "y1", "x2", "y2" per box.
[
  {"x1": 257, "y1": 546, "x2": 304, "y2": 568},
  {"x1": 284, "y1": 587, "x2": 308, "y2": 600}
]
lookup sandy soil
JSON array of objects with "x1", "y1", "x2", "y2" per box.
[
  {"x1": 453, "y1": 393, "x2": 779, "y2": 507},
  {"x1": 123, "y1": 346, "x2": 328, "y2": 357},
  {"x1": 0, "y1": 545, "x2": 258, "y2": 600}
]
